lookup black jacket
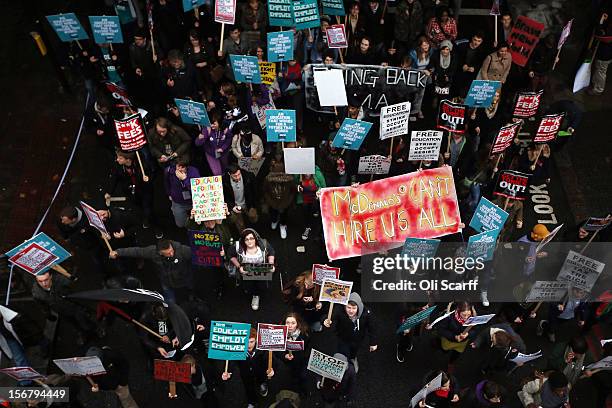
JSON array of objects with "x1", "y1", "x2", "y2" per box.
[
  {"x1": 329, "y1": 293, "x2": 377, "y2": 348},
  {"x1": 222, "y1": 169, "x2": 257, "y2": 210}
]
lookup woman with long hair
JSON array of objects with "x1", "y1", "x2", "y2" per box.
[
  {"x1": 282, "y1": 270, "x2": 323, "y2": 331},
  {"x1": 409, "y1": 36, "x2": 434, "y2": 119},
  {"x1": 195, "y1": 110, "x2": 232, "y2": 176},
  {"x1": 282, "y1": 312, "x2": 310, "y2": 395},
  {"x1": 432, "y1": 301, "x2": 477, "y2": 366}
]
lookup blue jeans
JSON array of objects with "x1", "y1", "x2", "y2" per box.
[{"x1": 7, "y1": 338, "x2": 32, "y2": 386}]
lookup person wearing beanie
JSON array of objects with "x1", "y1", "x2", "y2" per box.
[
  {"x1": 517, "y1": 224, "x2": 550, "y2": 277},
  {"x1": 428, "y1": 39, "x2": 457, "y2": 108},
  {"x1": 316, "y1": 353, "x2": 357, "y2": 406},
  {"x1": 517, "y1": 370, "x2": 569, "y2": 408}
]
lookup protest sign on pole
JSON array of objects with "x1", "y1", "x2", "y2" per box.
[
  {"x1": 5, "y1": 233, "x2": 71, "y2": 274},
  {"x1": 380, "y1": 102, "x2": 410, "y2": 139},
  {"x1": 534, "y1": 113, "x2": 565, "y2": 143},
  {"x1": 402, "y1": 238, "x2": 441, "y2": 259},
  {"x1": 238, "y1": 157, "x2": 265, "y2": 176},
  {"x1": 437, "y1": 100, "x2": 467, "y2": 133},
  {"x1": 512, "y1": 90, "x2": 543, "y2": 118},
  {"x1": 510, "y1": 351, "x2": 543, "y2": 365},
  {"x1": 268, "y1": 0, "x2": 294, "y2": 26},
  {"x1": 208, "y1": 321, "x2": 250, "y2": 360},
  {"x1": 326, "y1": 24, "x2": 348, "y2": 48},
  {"x1": 535, "y1": 223, "x2": 563, "y2": 254},
  {"x1": 80, "y1": 201, "x2": 109, "y2": 236},
  {"x1": 293, "y1": 0, "x2": 320, "y2": 30},
  {"x1": 469, "y1": 197, "x2": 509, "y2": 232},
  {"x1": 332, "y1": 118, "x2": 372, "y2": 150},
  {"x1": 0, "y1": 367, "x2": 44, "y2": 382},
  {"x1": 154, "y1": 359, "x2": 191, "y2": 397},
  {"x1": 320, "y1": 167, "x2": 461, "y2": 260},
  {"x1": 307, "y1": 349, "x2": 348, "y2": 382},
  {"x1": 525, "y1": 281, "x2": 569, "y2": 303},
  {"x1": 283, "y1": 147, "x2": 315, "y2": 174},
  {"x1": 556, "y1": 250, "x2": 605, "y2": 292},
  {"x1": 266, "y1": 109, "x2": 297, "y2": 142},
  {"x1": 464, "y1": 80, "x2": 502, "y2": 108},
  {"x1": 174, "y1": 98, "x2": 211, "y2": 126},
  {"x1": 466, "y1": 229, "x2": 499, "y2": 262},
  {"x1": 507, "y1": 16, "x2": 545, "y2": 67},
  {"x1": 256, "y1": 323, "x2": 288, "y2": 351},
  {"x1": 582, "y1": 216, "x2": 612, "y2": 232},
  {"x1": 230, "y1": 55, "x2": 262, "y2": 83},
  {"x1": 214, "y1": 0, "x2": 236, "y2": 23},
  {"x1": 491, "y1": 121, "x2": 521, "y2": 155},
  {"x1": 357, "y1": 155, "x2": 391, "y2": 175},
  {"x1": 396, "y1": 305, "x2": 437, "y2": 334},
  {"x1": 259, "y1": 61, "x2": 276, "y2": 85},
  {"x1": 54, "y1": 357, "x2": 106, "y2": 376},
  {"x1": 191, "y1": 176, "x2": 226, "y2": 222},
  {"x1": 8, "y1": 243, "x2": 59, "y2": 275},
  {"x1": 586, "y1": 356, "x2": 612, "y2": 370},
  {"x1": 312, "y1": 264, "x2": 341, "y2": 285},
  {"x1": 322, "y1": 0, "x2": 345, "y2": 15},
  {"x1": 252, "y1": 98, "x2": 276, "y2": 129},
  {"x1": 89, "y1": 16, "x2": 123, "y2": 44},
  {"x1": 114, "y1": 114, "x2": 148, "y2": 151},
  {"x1": 242, "y1": 264, "x2": 275, "y2": 280},
  {"x1": 463, "y1": 313, "x2": 497, "y2": 327},
  {"x1": 320, "y1": 278, "x2": 353, "y2": 306},
  {"x1": 188, "y1": 230, "x2": 223, "y2": 267},
  {"x1": 312, "y1": 69, "x2": 348, "y2": 107},
  {"x1": 556, "y1": 18, "x2": 574, "y2": 68},
  {"x1": 183, "y1": 0, "x2": 206, "y2": 12},
  {"x1": 493, "y1": 170, "x2": 530, "y2": 201},
  {"x1": 286, "y1": 340, "x2": 305, "y2": 351},
  {"x1": 267, "y1": 31, "x2": 294, "y2": 62},
  {"x1": 410, "y1": 373, "x2": 443, "y2": 408},
  {"x1": 46, "y1": 13, "x2": 88, "y2": 42},
  {"x1": 408, "y1": 130, "x2": 443, "y2": 161}
]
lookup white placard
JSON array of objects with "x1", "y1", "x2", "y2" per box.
[
  {"x1": 380, "y1": 102, "x2": 410, "y2": 139},
  {"x1": 586, "y1": 356, "x2": 612, "y2": 370},
  {"x1": 283, "y1": 147, "x2": 315, "y2": 174},
  {"x1": 53, "y1": 356, "x2": 106, "y2": 376},
  {"x1": 307, "y1": 349, "x2": 348, "y2": 382},
  {"x1": 357, "y1": 155, "x2": 391, "y2": 175},
  {"x1": 313, "y1": 69, "x2": 348, "y2": 107},
  {"x1": 525, "y1": 281, "x2": 569, "y2": 303},
  {"x1": 410, "y1": 373, "x2": 443, "y2": 407},
  {"x1": 463, "y1": 313, "x2": 496, "y2": 327},
  {"x1": 408, "y1": 130, "x2": 444, "y2": 161},
  {"x1": 510, "y1": 350, "x2": 543, "y2": 365},
  {"x1": 556, "y1": 250, "x2": 605, "y2": 292}
]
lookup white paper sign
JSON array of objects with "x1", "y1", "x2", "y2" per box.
[
  {"x1": 409, "y1": 130, "x2": 444, "y2": 161},
  {"x1": 463, "y1": 313, "x2": 496, "y2": 327},
  {"x1": 307, "y1": 349, "x2": 348, "y2": 382},
  {"x1": 283, "y1": 147, "x2": 315, "y2": 174},
  {"x1": 313, "y1": 69, "x2": 348, "y2": 107},
  {"x1": 380, "y1": 102, "x2": 410, "y2": 139},
  {"x1": 586, "y1": 356, "x2": 612, "y2": 370},
  {"x1": 525, "y1": 281, "x2": 569, "y2": 303},
  {"x1": 601, "y1": 339, "x2": 612, "y2": 347},
  {"x1": 410, "y1": 373, "x2": 443, "y2": 407},
  {"x1": 556, "y1": 250, "x2": 605, "y2": 292},
  {"x1": 427, "y1": 310, "x2": 454, "y2": 329},
  {"x1": 80, "y1": 201, "x2": 109, "y2": 235},
  {"x1": 510, "y1": 350, "x2": 543, "y2": 364},
  {"x1": 536, "y1": 224, "x2": 563, "y2": 253},
  {"x1": 191, "y1": 176, "x2": 226, "y2": 222},
  {"x1": 358, "y1": 155, "x2": 391, "y2": 175},
  {"x1": 53, "y1": 356, "x2": 106, "y2": 376}
]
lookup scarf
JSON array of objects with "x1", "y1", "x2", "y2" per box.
[
  {"x1": 288, "y1": 329, "x2": 300, "y2": 341},
  {"x1": 440, "y1": 53, "x2": 451, "y2": 69},
  {"x1": 453, "y1": 310, "x2": 468, "y2": 325},
  {"x1": 435, "y1": 388, "x2": 450, "y2": 398}
]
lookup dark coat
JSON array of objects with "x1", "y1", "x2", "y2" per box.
[{"x1": 222, "y1": 169, "x2": 257, "y2": 210}]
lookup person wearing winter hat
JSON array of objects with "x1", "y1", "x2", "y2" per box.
[
  {"x1": 517, "y1": 370, "x2": 569, "y2": 408},
  {"x1": 316, "y1": 353, "x2": 357, "y2": 407},
  {"x1": 517, "y1": 224, "x2": 550, "y2": 277}
]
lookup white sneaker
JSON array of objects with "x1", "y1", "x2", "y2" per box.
[
  {"x1": 480, "y1": 291, "x2": 489, "y2": 307},
  {"x1": 280, "y1": 225, "x2": 287, "y2": 239},
  {"x1": 247, "y1": 405, "x2": 255, "y2": 408},
  {"x1": 302, "y1": 227, "x2": 311, "y2": 240},
  {"x1": 251, "y1": 295, "x2": 260, "y2": 310},
  {"x1": 271, "y1": 220, "x2": 279, "y2": 230}
]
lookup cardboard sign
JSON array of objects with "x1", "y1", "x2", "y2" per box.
[
  {"x1": 230, "y1": 55, "x2": 261, "y2": 84},
  {"x1": 183, "y1": 0, "x2": 206, "y2": 12},
  {"x1": 491, "y1": 121, "x2": 521, "y2": 154},
  {"x1": 396, "y1": 305, "x2": 437, "y2": 334},
  {"x1": 469, "y1": 197, "x2": 509, "y2": 232},
  {"x1": 464, "y1": 80, "x2": 502, "y2": 108},
  {"x1": 437, "y1": 100, "x2": 467, "y2": 133},
  {"x1": 357, "y1": 155, "x2": 391, "y2": 175},
  {"x1": 114, "y1": 113, "x2": 147, "y2": 151},
  {"x1": 268, "y1": 0, "x2": 294, "y2": 26},
  {"x1": 307, "y1": 349, "x2": 348, "y2": 382},
  {"x1": 293, "y1": 0, "x2": 320, "y2": 30},
  {"x1": 5, "y1": 233, "x2": 70, "y2": 274},
  {"x1": 154, "y1": 360, "x2": 192, "y2": 383},
  {"x1": 322, "y1": 0, "x2": 345, "y2": 15},
  {"x1": 586, "y1": 356, "x2": 612, "y2": 370},
  {"x1": 208, "y1": 321, "x2": 250, "y2": 360},
  {"x1": 53, "y1": 357, "x2": 106, "y2": 376},
  {"x1": 89, "y1": 16, "x2": 123, "y2": 44},
  {"x1": 332, "y1": 118, "x2": 372, "y2": 150},
  {"x1": 313, "y1": 69, "x2": 348, "y2": 107},
  {"x1": 8, "y1": 243, "x2": 59, "y2": 275},
  {"x1": 535, "y1": 223, "x2": 563, "y2": 254},
  {"x1": 493, "y1": 170, "x2": 530, "y2": 201},
  {"x1": 191, "y1": 176, "x2": 226, "y2": 222},
  {"x1": 256, "y1": 323, "x2": 288, "y2": 351},
  {"x1": 0, "y1": 367, "x2": 44, "y2": 381},
  {"x1": 252, "y1": 99, "x2": 276, "y2": 129},
  {"x1": 283, "y1": 147, "x2": 315, "y2": 174},
  {"x1": 320, "y1": 167, "x2": 461, "y2": 260},
  {"x1": 267, "y1": 31, "x2": 294, "y2": 62},
  {"x1": 408, "y1": 130, "x2": 443, "y2": 161},
  {"x1": 312, "y1": 264, "x2": 341, "y2": 285},
  {"x1": 319, "y1": 278, "x2": 353, "y2": 305},
  {"x1": 189, "y1": 230, "x2": 223, "y2": 267},
  {"x1": 238, "y1": 157, "x2": 265, "y2": 176},
  {"x1": 534, "y1": 113, "x2": 565, "y2": 143},
  {"x1": 525, "y1": 281, "x2": 568, "y2": 303},
  {"x1": 259, "y1": 61, "x2": 277, "y2": 85},
  {"x1": 558, "y1": 19, "x2": 573, "y2": 50},
  {"x1": 326, "y1": 24, "x2": 348, "y2": 48},
  {"x1": 242, "y1": 263, "x2": 275, "y2": 280},
  {"x1": 380, "y1": 102, "x2": 411, "y2": 139},
  {"x1": 174, "y1": 98, "x2": 210, "y2": 126},
  {"x1": 214, "y1": 0, "x2": 236, "y2": 24},
  {"x1": 463, "y1": 313, "x2": 496, "y2": 326},
  {"x1": 46, "y1": 13, "x2": 88, "y2": 41},
  {"x1": 508, "y1": 16, "x2": 545, "y2": 67},
  {"x1": 557, "y1": 250, "x2": 605, "y2": 292},
  {"x1": 583, "y1": 216, "x2": 612, "y2": 232},
  {"x1": 510, "y1": 350, "x2": 543, "y2": 365},
  {"x1": 266, "y1": 109, "x2": 296, "y2": 142},
  {"x1": 513, "y1": 90, "x2": 543, "y2": 118},
  {"x1": 410, "y1": 373, "x2": 443, "y2": 408},
  {"x1": 402, "y1": 238, "x2": 440, "y2": 259},
  {"x1": 286, "y1": 340, "x2": 305, "y2": 351},
  {"x1": 466, "y1": 229, "x2": 499, "y2": 262},
  {"x1": 80, "y1": 201, "x2": 109, "y2": 235}
]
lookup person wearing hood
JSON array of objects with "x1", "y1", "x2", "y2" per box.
[
  {"x1": 229, "y1": 228, "x2": 275, "y2": 310},
  {"x1": 470, "y1": 322, "x2": 526, "y2": 374},
  {"x1": 85, "y1": 346, "x2": 139, "y2": 408},
  {"x1": 263, "y1": 154, "x2": 296, "y2": 240},
  {"x1": 323, "y1": 292, "x2": 378, "y2": 372},
  {"x1": 460, "y1": 379, "x2": 506, "y2": 407},
  {"x1": 316, "y1": 352, "x2": 357, "y2": 407},
  {"x1": 517, "y1": 224, "x2": 550, "y2": 277},
  {"x1": 428, "y1": 40, "x2": 457, "y2": 108},
  {"x1": 517, "y1": 370, "x2": 569, "y2": 408},
  {"x1": 231, "y1": 122, "x2": 265, "y2": 161}
]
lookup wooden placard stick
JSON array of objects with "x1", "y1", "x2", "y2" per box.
[
  {"x1": 327, "y1": 303, "x2": 334, "y2": 324},
  {"x1": 580, "y1": 214, "x2": 610, "y2": 254},
  {"x1": 168, "y1": 381, "x2": 177, "y2": 398},
  {"x1": 219, "y1": 23, "x2": 226, "y2": 53},
  {"x1": 530, "y1": 144, "x2": 544, "y2": 171},
  {"x1": 503, "y1": 196, "x2": 510, "y2": 211},
  {"x1": 51, "y1": 263, "x2": 73, "y2": 279},
  {"x1": 267, "y1": 350, "x2": 273, "y2": 373},
  {"x1": 135, "y1": 151, "x2": 148, "y2": 181},
  {"x1": 101, "y1": 234, "x2": 113, "y2": 252},
  {"x1": 389, "y1": 137, "x2": 394, "y2": 157}
]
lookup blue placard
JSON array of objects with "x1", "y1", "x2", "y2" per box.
[
  {"x1": 401, "y1": 237, "x2": 441, "y2": 259},
  {"x1": 321, "y1": 0, "x2": 345, "y2": 16},
  {"x1": 469, "y1": 197, "x2": 509, "y2": 233},
  {"x1": 293, "y1": 0, "x2": 320, "y2": 30},
  {"x1": 396, "y1": 305, "x2": 437, "y2": 334},
  {"x1": 466, "y1": 229, "x2": 499, "y2": 262},
  {"x1": 268, "y1": 0, "x2": 294, "y2": 26},
  {"x1": 46, "y1": 13, "x2": 89, "y2": 42},
  {"x1": 208, "y1": 321, "x2": 251, "y2": 360},
  {"x1": 267, "y1": 31, "x2": 294, "y2": 62},
  {"x1": 89, "y1": 16, "x2": 124, "y2": 44},
  {"x1": 332, "y1": 118, "x2": 372, "y2": 150},
  {"x1": 5, "y1": 233, "x2": 71, "y2": 274},
  {"x1": 182, "y1": 0, "x2": 206, "y2": 12},
  {"x1": 174, "y1": 98, "x2": 211, "y2": 126},
  {"x1": 229, "y1": 55, "x2": 262, "y2": 84},
  {"x1": 464, "y1": 80, "x2": 502, "y2": 108},
  {"x1": 266, "y1": 109, "x2": 296, "y2": 142}
]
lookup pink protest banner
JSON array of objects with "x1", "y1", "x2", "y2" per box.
[
  {"x1": 8, "y1": 243, "x2": 59, "y2": 275},
  {"x1": 214, "y1": 0, "x2": 236, "y2": 24},
  {"x1": 534, "y1": 113, "x2": 565, "y2": 143},
  {"x1": 114, "y1": 113, "x2": 147, "y2": 151},
  {"x1": 319, "y1": 166, "x2": 461, "y2": 260},
  {"x1": 491, "y1": 121, "x2": 521, "y2": 155},
  {"x1": 508, "y1": 16, "x2": 545, "y2": 67},
  {"x1": 326, "y1": 24, "x2": 348, "y2": 48},
  {"x1": 312, "y1": 264, "x2": 341, "y2": 285},
  {"x1": 256, "y1": 323, "x2": 288, "y2": 351},
  {"x1": 512, "y1": 90, "x2": 543, "y2": 118}
]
